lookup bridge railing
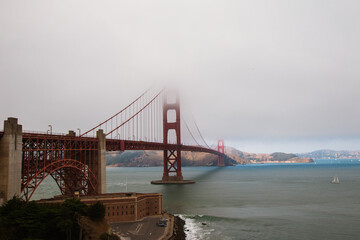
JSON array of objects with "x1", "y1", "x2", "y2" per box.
[{"x1": 23, "y1": 130, "x2": 67, "y2": 136}]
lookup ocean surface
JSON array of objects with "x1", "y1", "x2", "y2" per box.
[{"x1": 33, "y1": 159, "x2": 360, "y2": 240}]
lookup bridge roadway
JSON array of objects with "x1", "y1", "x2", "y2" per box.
[
  {"x1": 0, "y1": 130, "x2": 225, "y2": 200},
  {"x1": 0, "y1": 131, "x2": 225, "y2": 157}
]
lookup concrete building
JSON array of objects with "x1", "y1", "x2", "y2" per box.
[{"x1": 38, "y1": 192, "x2": 163, "y2": 222}]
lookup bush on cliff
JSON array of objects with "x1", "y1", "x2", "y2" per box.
[
  {"x1": 0, "y1": 197, "x2": 106, "y2": 240},
  {"x1": 87, "y1": 201, "x2": 105, "y2": 220}
]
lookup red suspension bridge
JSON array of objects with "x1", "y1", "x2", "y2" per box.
[{"x1": 0, "y1": 88, "x2": 226, "y2": 201}]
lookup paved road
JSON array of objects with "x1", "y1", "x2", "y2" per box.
[{"x1": 110, "y1": 215, "x2": 170, "y2": 240}]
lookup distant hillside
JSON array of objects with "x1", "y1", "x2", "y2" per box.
[
  {"x1": 107, "y1": 150, "x2": 238, "y2": 167},
  {"x1": 232, "y1": 149, "x2": 313, "y2": 164},
  {"x1": 106, "y1": 147, "x2": 312, "y2": 167},
  {"x1": 107, "y1": 151, "x2": 162, "y2": 167},
  {"x1": 270, "y1": 152, "x2": 297, "y2": 161},
  {"x1": 298, "y1": 149, "x2": 360, "y2": 159}
]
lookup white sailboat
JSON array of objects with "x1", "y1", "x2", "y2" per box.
[{"x1": 330, "y1": 176, "x2": 340, "y2": 184}]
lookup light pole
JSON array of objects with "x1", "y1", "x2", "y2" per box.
[{"x1": 77, "y1": 128, "x2": 81, "y2": 136}]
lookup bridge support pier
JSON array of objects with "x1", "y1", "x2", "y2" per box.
[
  {"x1": 0, "y1": 118, "x2": 22, "y2": 203},
  {"x1": 62, "y1": 129, "x2": 107, "y2": 196},
  {"x1": 96, "y1": 129, "x2": 107, "y2": 194}
]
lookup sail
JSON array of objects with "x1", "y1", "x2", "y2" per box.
[{"x1": 330, "y1": 176, "x2": 340, "y2": 184}]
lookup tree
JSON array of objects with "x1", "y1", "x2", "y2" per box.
[
  {"x1": 0, "y1": 197, "x2": 106, "y2": 240},
  {"x1": 87, "y1": 201, "x2": 105, "y2": 220}
]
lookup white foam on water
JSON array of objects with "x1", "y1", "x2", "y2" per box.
[
  {"x1": 178, "y1": 215, "x2": 212, "y2": 240},
  {"x1": 115, "y1": 182, "x2": 126, "y2": 186}
]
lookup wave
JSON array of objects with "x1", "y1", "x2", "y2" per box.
[
  {"x1": 177, "y1": 214, "x2": 214, "y2": 240},
  {"x1": 176, "y1": 214, "x2": 253, "y2": 240}
]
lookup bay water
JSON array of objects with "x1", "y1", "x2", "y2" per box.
[{"x1": 33, "y1": 159, "x2": 360, "y2": 240}]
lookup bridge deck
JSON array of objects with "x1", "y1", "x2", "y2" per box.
[
  {"x1": 0, "y1": 131, "x2": 224, "y2": 156},
  {"x1": 106, "y1": 139, "x2": 224, "y2": 156},
  {"x1": 0, "y1": 131, "x2": 225, "y2": 158}
]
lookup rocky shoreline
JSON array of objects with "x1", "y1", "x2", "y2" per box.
[{"x1": 169, "y1": 216, "x2": 186, "y2": 240}]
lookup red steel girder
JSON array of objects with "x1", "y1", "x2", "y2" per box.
[
  {"x1": 21, "y1": 132, "x2": 99, "y2": 201},
  {"x1": 22, "y1": 158, "x2": 98, "y2": 201},
  {"x1": 106, "y1": 139, "x2": 225, "y2": 157}
]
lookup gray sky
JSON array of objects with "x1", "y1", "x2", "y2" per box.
[{"x1": 1, "y1": 0, "x2": 360, "y2": 153}]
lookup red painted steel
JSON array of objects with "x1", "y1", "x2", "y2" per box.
[
  {"x1": 162, "y1": 90, "x2": 183, "y2": 181},
  {"x1": 80, "y1": 89, "x2": 150, "y2": 137},
  {"x1": 217, "y1": 139, "x2": 225, "y2": 166},
  {"x1": 20, "y1": 135, "x2": 226, "y2": 200},
  {"x1": 106, "y1": 139, "x2": 225, "y2": 155},
  {"x1": 106, "y1": 90, "x2": 163, "y2": 137},
  {"x1": 21, "y1": 132, "x2": 99, "y2": 201},
  {"x1": 13, "y1": 89, "x2": 227, "y2": 200}
]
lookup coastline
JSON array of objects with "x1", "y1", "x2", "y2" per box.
[
  {"x1": 247, "y1": 160, "x2": 314, "y2": 164},
  {"x1": 109, "y1": 213, "x2": 186, "y2": 240},
  {"x1": 169, "y1": 215, "x2": 186, "y2": 240}
]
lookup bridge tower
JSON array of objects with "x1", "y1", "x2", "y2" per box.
[
  {"x1": 162, "y1": 90, "x2": 183, "y2": 181},
  {"x1": 151, "y1": 89, "x2": 194, "y2": 184},
  {"x1": 218, "y1": 139, "x2": 225, "y2": 166}
]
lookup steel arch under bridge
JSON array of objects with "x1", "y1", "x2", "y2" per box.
[{"x1": 21, "y1": 132, "x2": 102, "y2": 201}]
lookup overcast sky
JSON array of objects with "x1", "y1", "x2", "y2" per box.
[{"x1": 1, "y1": 0, "x2": 359, "y2": 153}]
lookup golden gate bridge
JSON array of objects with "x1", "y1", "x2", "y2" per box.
[{"x1": 0, "y1": 88, "x2": 226, "y2": 201}]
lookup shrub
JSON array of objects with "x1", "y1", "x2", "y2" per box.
[{"x1": 87, "y1": 201, "x2": 105, "y2": 220}]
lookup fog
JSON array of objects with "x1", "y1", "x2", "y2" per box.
[{"x1": 1, "y1": 0, "x2": 359, "y2": 153}]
